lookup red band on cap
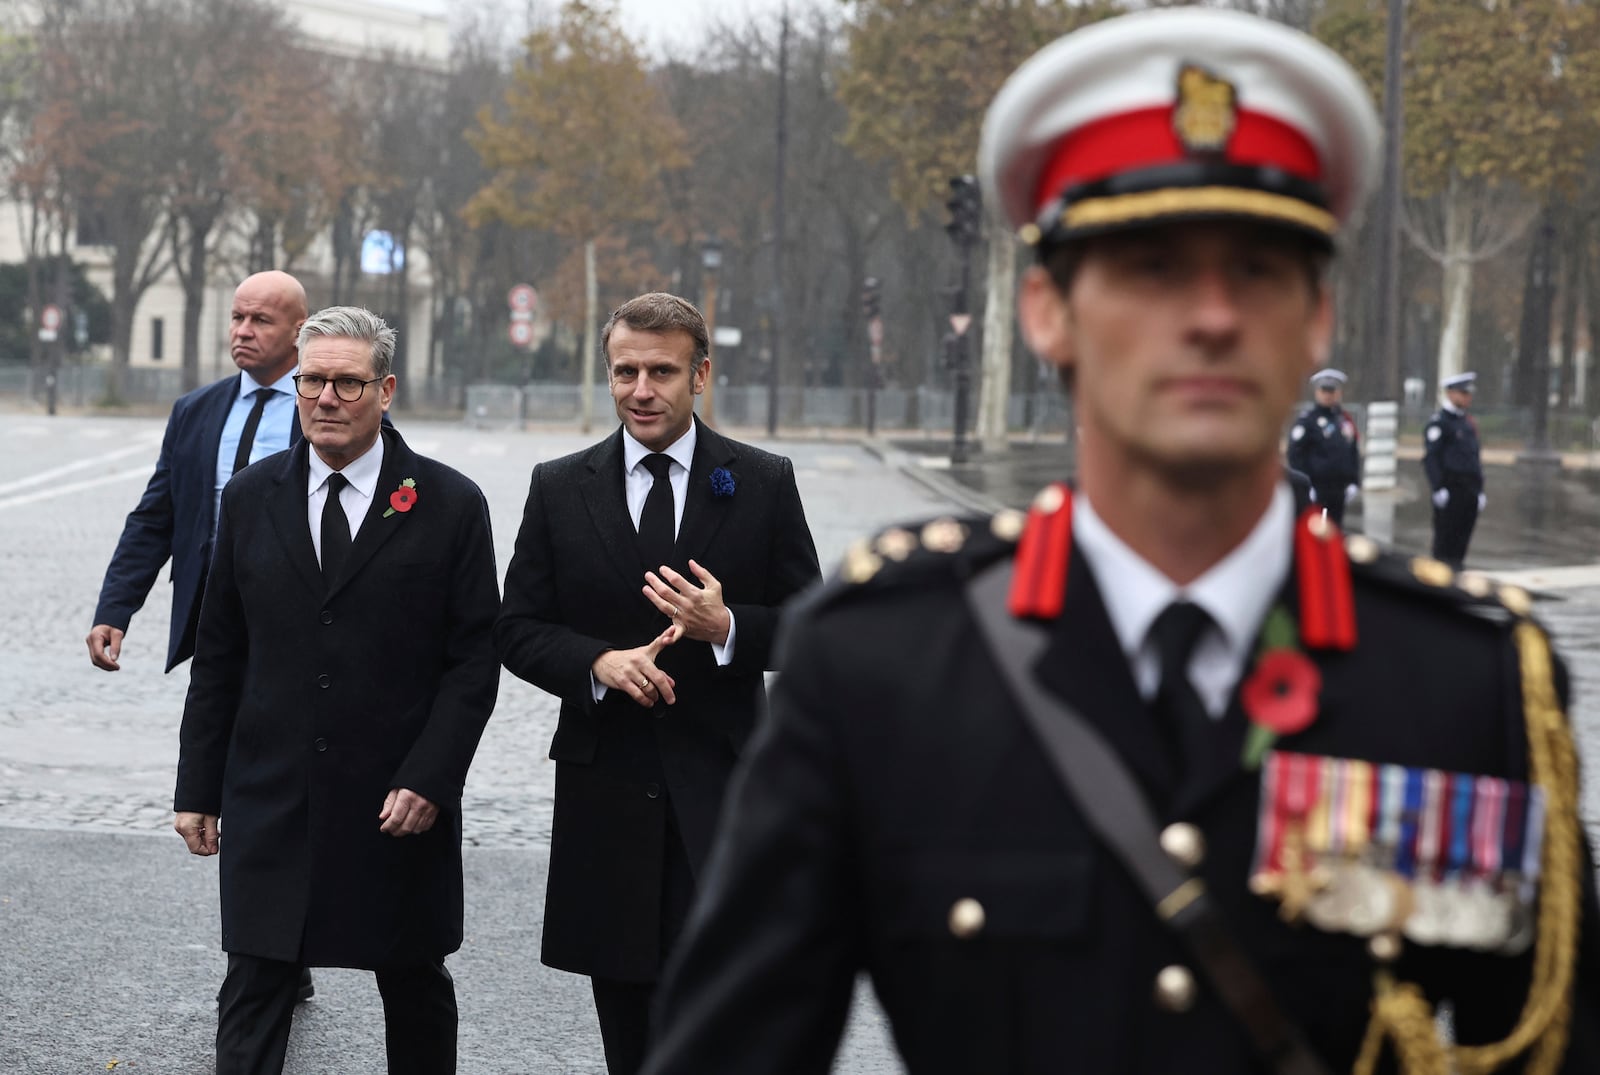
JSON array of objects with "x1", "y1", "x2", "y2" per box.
[{"x1": 1033, "y1": 106, "x2": 1323, "y2": 216}]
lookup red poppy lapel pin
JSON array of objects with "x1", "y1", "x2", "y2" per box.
[
  {"x1": 383, "y1": 477, "x2": 417, "y2": 518},
  {"x1": 1240, "y1": 605, "x2": 1322, "y2": 770}
]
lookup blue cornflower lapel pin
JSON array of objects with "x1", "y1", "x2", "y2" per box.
[{"x1": 709, "y1": 467, "x2": 736, "y2": 498}]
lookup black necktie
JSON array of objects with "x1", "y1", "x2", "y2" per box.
[
  {"x1": 321, "y1": 473, "x2": 351, "y2": 584},
  {"x1": 1149, "y1": 601, "x2": 1214, "y2": 757},
  {"x1": 232, "y1": 389, "x2": 271, "y2": 478},
  {"x1": 637, "y1": 454, "x2": 676, "y2": 572}
]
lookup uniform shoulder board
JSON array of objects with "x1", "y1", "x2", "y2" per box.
[
  {"x1": 814, "y1": 509, "x2": 1026, "y2": 601},
  {"x1": 1342, "y1": 532, "x2": 1535, "y2": 621}
]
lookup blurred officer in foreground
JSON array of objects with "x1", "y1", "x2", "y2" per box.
[
  {"x1": 644, "y1": 9, "x2": 1599, "y2": 1075},
  {"x1": 1288, "y1": 369, "x2": 1362, "y2": 526},
  {"x1": 1424, "y1": 371, "x2": 1485, "y2": 569}
]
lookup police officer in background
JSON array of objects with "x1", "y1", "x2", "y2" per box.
[
  {"x1": 1287, "y1": 369, "x2": 1361, "y2": 526},
  {"x1": 642, "y1": 10, "x2": 1600, "y2": 1075},
  {"x1": 1424, "y1": 371, "x2": 1485, "y2": 569}
]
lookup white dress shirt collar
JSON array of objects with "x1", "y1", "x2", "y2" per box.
[
  {"x1": 306, "y1": 429, "x2": 385, "y2": 502},
  {"x1": 1074, "y1": 483, "x2": 1293, "y2": 712},
  {"x1": 622, "y1": 421, "x2": 696, "y2": 477}
]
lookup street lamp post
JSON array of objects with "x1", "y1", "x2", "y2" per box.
[
  {"x1": 700, "y1": 237, "x2": 722, "y2": 428},
  {"x1": 945, "y1": 175, "x2": 981, "y2": 465}
]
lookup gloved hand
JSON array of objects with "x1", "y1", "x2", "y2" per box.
[
  {"x1": 1344, "y1": 484, "x2": 1359, "y2": 505},
  {"x1": 1478, "y1": 492, "x2": 1487, "y2": 511},
  {"x1": 1432, "y1": 488, "x2": 1449, "y2": 509}
]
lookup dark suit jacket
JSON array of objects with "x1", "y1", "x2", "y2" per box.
[
  {"x1": 645, "y1": 520, "x2": 1600, "y2": 1074},
  {"x1": 93, "y1": 374, "x2": 302, "y2": 672},
  {"x1": 174, "y1": 426, "x2": 501, "y2": 968},
  {"x1": 495, "y1": 419, "x2": 820, "y2": 982}
]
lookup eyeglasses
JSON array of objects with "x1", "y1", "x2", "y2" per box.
[{"x1": 293, "y1": 374, "x2": 382, "y2": 402}]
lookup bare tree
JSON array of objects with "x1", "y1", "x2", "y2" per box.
[
  {"x1": 25, "y1": 0, "x2": 180, "y2": 400},
  {"x1": 1403, "y1": 176, "x2": 1537, "y2": 391}
]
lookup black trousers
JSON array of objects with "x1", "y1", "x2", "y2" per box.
[
  {"x1": 1310, "y1": 481, "x2": 1348, "y2": 527},
  {"x1": 216, "y1": 953, "x2": 456, "y2": 1075},
  {"x1": 1431, "y1": 480, "x2": 1481, "y2": 569},
  {"x1": 589, "y1": 804, "x2": 697, "y2": 1075}
]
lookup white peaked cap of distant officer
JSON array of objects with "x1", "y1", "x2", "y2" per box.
[
  {"x1": 1310, "y1": 370, "x2": 1347, "y2": 387},
  {"x1": 979, "y1": 7, "x2": 1382, "y2": 249},
  {"x1": 1443, "y1": 372, "x2": 1477, "y2": 391}
]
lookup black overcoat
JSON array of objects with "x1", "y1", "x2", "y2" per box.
[
  {"x1": 495, "y1": 419, "x2": 820, "y2": 982},
  {"x1": 645, "y1": 516, "x2": 1600, "y2": 1074},
  {"x1": 175, "y1": 426, "x2": 501, "y2": 968}
]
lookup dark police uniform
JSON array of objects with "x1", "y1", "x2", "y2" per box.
[
  {"x1": 1424, "y1": 405, "x2": 1484, "y2": 569},
  {"x1": 644, "y1": 506, "x2": 1600, "y2": 1074},
  {"x1": 1288, "y1": 402, "x2": 1361, "y2": 526}
]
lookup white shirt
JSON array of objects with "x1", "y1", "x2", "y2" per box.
[
  {"x1": 1073, "y1": 483, "x2": 1293, "y2": 718},
  {"x1": 592, "y1": 425, "x2": 735, "y2": 701},
  {"x1": 622, "y1": 425, "x2": 696, "y2": 536},
  {"x1": 305, "y1": 434, "x2": 385, "y2": 568}
]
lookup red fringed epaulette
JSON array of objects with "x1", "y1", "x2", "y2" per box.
[
  {"x1": 1008, "y1": 483, "x2": 1072, "y2": 619},
  {"x1": 1294, "y1": 509, "x2": 1357, "y2": 651}
]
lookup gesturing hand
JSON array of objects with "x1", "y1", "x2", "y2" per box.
[
  {"x1": 592, "y1": 625, "x2": 682, "y2": 707},
  {"x1": 644, "y1": 560, "x2": 731, "y2": 646}
]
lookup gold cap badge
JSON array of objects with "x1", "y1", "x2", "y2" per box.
[{"x1": 1173, "y1": 64, "x2": 1237, "y2": 153}]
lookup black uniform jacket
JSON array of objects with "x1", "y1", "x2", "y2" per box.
[
  {"x1": 1424, "y1": 407, "x2": 1484, "y2": 495},
  {"x1": 1287, "y1": 403, "x2": 1361, "y2": 489},
  {"x1": 175, "y1": 427, "x2": 501, "y2": 968},
  {"x1": 645, "y1": 518, "x2": 1600, "y2": 1074},
  {"x1": 495, "y1": 419, "x2": 820, "y2": 982}
]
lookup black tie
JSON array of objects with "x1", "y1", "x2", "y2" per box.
[
  {"x1": 232, "y1": 389, "x2": 271, "y2": 478},
  {"x1": 1149, "y1": 601, "x2": 1214, "y2": 757},
  {"x1": 321, "y1": 473, "x2": 351, "y2": 584},
  {"x1": 637, "y1": 454, "x2": 676, "y2": 572}
]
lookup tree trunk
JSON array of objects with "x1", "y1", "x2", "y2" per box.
[
  {"x1": 1585, "y1": 229, "x2": 1600, "y2": 419},
  {"x1": 1433, "y1": 190, "x2": 1473, "y2": 397},
  {"x1": 107, "y1": 296, "x2": 134, "y2": 403},
  {"x1": 179, "y1": 222, "x2": 207, "y2": 393},
  {"x1": 22, "y1": 201, "x2": 44, "y2": 375},
  {"x1": 581, "y1": 238, "x2": 597, "y2": 434},
  {"x1": 976, "y1": 230, "x2": 1015, "y2": 453},
  {"x1": 390, "y1": 220, "x2": 411, "y2": 409}
]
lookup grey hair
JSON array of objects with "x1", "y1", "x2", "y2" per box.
[{"x1": 297, "y1": 306, "x2": 396, "y2": 378}]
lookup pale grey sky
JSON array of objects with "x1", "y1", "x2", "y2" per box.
[
  {"x1": 370, "y1": 0, "x2": 820, "y2": 58},
  {"x1": 617, "y1": 0, "x2": 802, "y2": 54}
]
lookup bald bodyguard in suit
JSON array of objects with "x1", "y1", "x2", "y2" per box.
[
  {"x1": 495, "y1": 292, "x2": 820, "y2": 1074},
  {"x1": 89, "y1": 270, "x2": 308, "y2": 674}
]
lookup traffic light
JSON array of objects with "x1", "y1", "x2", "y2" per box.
[
  {"x1": 945, "y1": 175, "x2": 981, "y2": 245},
  {"x1": 861, "y1": 276, "x2": 881, "y2": 320}
]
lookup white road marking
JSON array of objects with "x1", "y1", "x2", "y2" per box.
[
  {"x1": 0, "y1": 436, "x2": 162, "y2": 499},
  {"x1": 0, "y1": 466, "x2": 154, "y2": 510}
]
